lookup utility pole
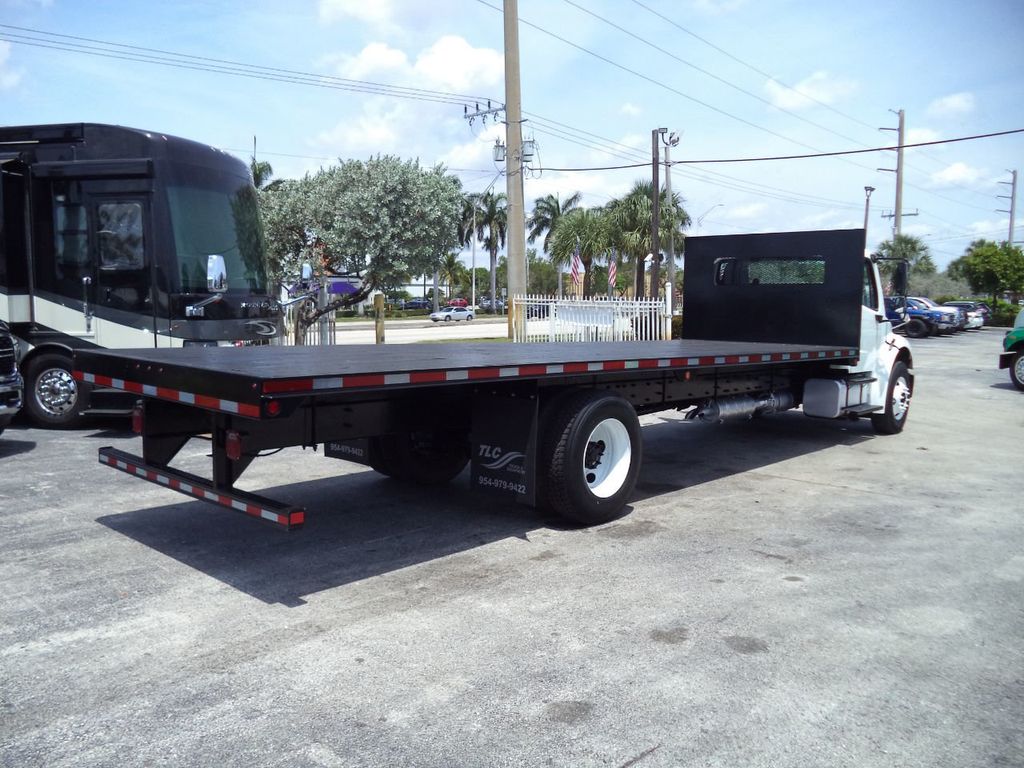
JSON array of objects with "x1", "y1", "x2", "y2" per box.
[
  {"x1": 663, "y1": 132, "x2": 680, "y2": 307},
  {"x1": 998, "y1": 169, "x2": 1018, "y2": 243},
  {"x1": 879, "y1": 109, "x2": 907, "y2": 235},
  {"x1": 646, "y1": 127, "x2": 666, "y2": 301},
  {"x1": 503, "y1": 0, "x2": 527, "y2": 312}
]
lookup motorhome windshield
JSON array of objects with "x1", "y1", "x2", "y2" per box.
[{"x1": 166, "y1": 165, "x2": 269, "y2": 294}]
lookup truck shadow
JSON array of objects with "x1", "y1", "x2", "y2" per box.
[{"x1": 96, "y1": 411, "x2": 876, "y2": 607}]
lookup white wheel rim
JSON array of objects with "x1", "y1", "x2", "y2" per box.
[
  {"x1": 583, "y1": 418, "x2": 632, "y2": 498},
  {"x1": 891, "y1": 375, "x2": 911, "y2": 421},
  {"x1": 1015, "y1": 355, "x2": 1024, "y2": 383}
]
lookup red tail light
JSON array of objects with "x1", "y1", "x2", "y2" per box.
[
  {"x1": 131, "y1": 404, "x2": 144, "y2": 434},
  {"x1": 266, "y1": 399, "x2": 282, "y2": 417},
  {"x1": 225, "y1": 430, "x2": 242, "y2": 461}
]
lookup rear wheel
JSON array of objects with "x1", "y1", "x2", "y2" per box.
[
  {"x1": 24, "y1": 352, "x2": 88, "y2": 428},
  {"x1": 369, "y1": 430, "x2": 469, "y2": 485},
  {"x1": 1010, "y1": 351, "x2": 1024, "y2": 392},
  {"x1": 871, "y1": 360, "x2": 912, "y2": 434},
  {"x1": 539, "y1": 390, "x2": 641, "y2": 526}
]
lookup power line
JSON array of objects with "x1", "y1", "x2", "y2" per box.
[
  {"x1": 561, "y1": 0, "x2": 873, "y2": 149},
  {"x1": 536, "y1": 129, "x2": 1024, "y2": 171},
  {"x1": 0, "y1": 25, "x2": 496, "y2": 107}
]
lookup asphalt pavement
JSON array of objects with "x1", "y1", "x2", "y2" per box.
[{"x1": 0, "y1": 328, "x2": 1020, "y2": 767}]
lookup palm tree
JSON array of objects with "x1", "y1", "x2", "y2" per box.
[
  {"x1": 876, "y1": 234, "x2": 937, "y2": 278},
  {"x1": 528, "y1": 192, "x2": 582, "y2": 254},
  {"x1": 549, "y1": 207, "x2": 612, "y2": 298},
  {"x1": 250, "y1": 156, "x2": 274, "y2": 190},
  {"x1": 475, "y1": 191, "x2": 507, "y2": 312},
  {"x1": 606, "y1": 180, "x2": 689, "y2": 295},
  {"x1": 440, "y1": 252, "x2": 466, "y2": 299}
]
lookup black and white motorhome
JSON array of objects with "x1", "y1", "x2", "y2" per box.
[{"x1": 0, "y1": 123, "x2": 282, "y2": 426}]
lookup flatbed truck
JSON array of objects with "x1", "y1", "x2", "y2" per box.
[{"x1": 72, "y1": 228, "x2": 914, "y2": 529}]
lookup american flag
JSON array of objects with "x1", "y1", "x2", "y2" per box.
[
  {"x1": 570, "y1": 241, "x2": 583, "y2": 286},
  {"x1": 607, "y1": 257, "x2": 617, "y2": 289}
]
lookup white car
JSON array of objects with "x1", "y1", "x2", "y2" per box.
[{"x1": 430, "y1": 306, "x2": 474, "y2": 322}]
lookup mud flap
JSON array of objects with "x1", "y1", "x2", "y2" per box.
[
  {"x1": 470, "y1": 391, "x2": 538, "y2": 506},
  {"x1": 324, "y1": 438, "x2": 372, "y2": 466}
]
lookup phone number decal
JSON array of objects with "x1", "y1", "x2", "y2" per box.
[{"x1": 477, "y1": 476, "x2": 527, "y2": 495}]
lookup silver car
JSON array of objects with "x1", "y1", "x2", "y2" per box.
[{"x1": 429, "y1": 306, "x2": 475, "y2": 322}]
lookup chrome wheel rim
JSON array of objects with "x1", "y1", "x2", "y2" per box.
[
  {"x1": 891, "y1": 375, "x2": 911, "y2": 422},
  {"x1": 35, "y1": 367, "x2": 78, "y2": 417}
]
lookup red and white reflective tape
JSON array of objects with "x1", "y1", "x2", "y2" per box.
[
  {"x1": 75, "y1": 371, "x2": 261, "y2": 418},
  {"x1": 260, "y1": 348, "x2": 859, "y2": 395},
  {"x1": 100, "y1": 451, "x2": 304, "y2": 528}
]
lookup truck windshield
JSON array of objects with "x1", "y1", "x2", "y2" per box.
[{"x1": 166, "y1": 171, "x2": 269, "y2": 294}]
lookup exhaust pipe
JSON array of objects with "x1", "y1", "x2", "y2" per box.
[{"x1": 687, "y1": 391, "x2": 795, "y2": 423}]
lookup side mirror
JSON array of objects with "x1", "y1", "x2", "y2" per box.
[
  {"x1": 207, "y1": 254, "x2": 227, "y2": 292},
  {"x1": 300, "y1": 263, "x2": 313, "y2": 282},
  {"x1": 892, "y1": 261, "x2": 908, "y2": 296}
]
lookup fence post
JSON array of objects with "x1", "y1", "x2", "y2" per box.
[{"x1": 374, "y1": 294, "x2": 385, "y2": 344}]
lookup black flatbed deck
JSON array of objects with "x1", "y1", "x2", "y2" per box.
[{"x1": 74, "y1": 340, "x2": 859, "y2": 419}]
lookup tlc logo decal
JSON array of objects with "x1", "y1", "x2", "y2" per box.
[{"x1": 478, "y1": 444, "x2": 526, "y2": 471}]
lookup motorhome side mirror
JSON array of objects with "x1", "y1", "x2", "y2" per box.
[
  {"x1": 207, "y1": 254, "x2": 227, "y2": 292},
  {"x1": 300, "y1": 263, "x2": 313, "y2": 282},
  {"x1": 893, "y1": 261, "x2": 908, "y2": 295}
]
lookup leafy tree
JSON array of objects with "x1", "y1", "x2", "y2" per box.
[
  {"x1": 259, "y1": 155, "x2": 463, "y2": 317},
  {"x1": 549, "y1": 207, "x2": 613, "y2": 298},
  {"x1": 952, "y1": 239, "x2": 1024, "y2": 304},
  {"x1": 605, "y1": 180, "x2": 689, "y2": 295},
  {"x1": 250, "y1": 156, "x2": 276, "y2": 190},
  {"x1": 875, "y1": 234, "x2": 936, "y2": 286},
  {"x1": 474, "y1": 191, "x2": 507, "y2": 313},
  {"x1": 528, "y1": 192, "x2": 582, "y2": 254},
  {"x1": 440, "y1": 252, "x2": 466, "y2": 299}
]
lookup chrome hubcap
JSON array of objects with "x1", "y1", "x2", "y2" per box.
[
  {"x1": 35, "y1": 367, "x2": 78, "y2": 416},
  {"x1": 891, "y1": 375, "x2": 911, "y2": 421}
]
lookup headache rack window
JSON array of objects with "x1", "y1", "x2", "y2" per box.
[{"x1": 747, "y1": 257, "x2": 825, "y2": 285}]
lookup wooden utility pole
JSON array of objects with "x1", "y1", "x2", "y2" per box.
[{"x1": 503, "y1": 0, "x2": 527, "y2": 311}]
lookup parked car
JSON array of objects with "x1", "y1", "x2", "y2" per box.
[
  {"x1": 884, "y1": 296, "x2": 958, "y2": 338},
  {"x1": 998, "y1": 308, "x2": 1024, "y2": 391},
  {"x1": 943, "y1": 301, "x2": 984, "y2": 329},
  {"x1": 430, "y1": 306, "x2": 474, "y2": 322},
  {"x1": 448, "y1": 297, "x2": 469, "y2": 308},
  {"x1": 405, "y1": 297, "x2": 432, "y2": 310},
  {"x1": 478, "y1": 298, "x2": 505, "y2": 312},
  {"x1": 0, "y1": 320, "x2": 24, "y2": 437}
]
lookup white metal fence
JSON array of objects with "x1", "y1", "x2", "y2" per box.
[
  {"x1": 278, "y1": 299, "x2": 337, "y2": 346},
  {"x1": 511, "y1": 294, "x2": 672, "y2": 343}
]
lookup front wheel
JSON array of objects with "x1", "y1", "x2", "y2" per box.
[
  {"x1": 1010, "y1": 351, "x2": 1024, "y2": 392},
  {"x1": 24, "y1": 352, "x2": 88, "y2": 428},
  {"x1": 871, "y1": 360, "x2": 912, "y2": 434},
  {"x1": 539, "y1": 390, "x2": 641, "y2": 526}
]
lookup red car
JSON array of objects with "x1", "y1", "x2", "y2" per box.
[{"x1": 448, "y1": 297, "x2": 468, "y2": 308}]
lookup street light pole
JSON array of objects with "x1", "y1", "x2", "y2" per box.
[
  {"x1": 662, "y1": 131, "x2": 680, "y2": 309},
  {"x1": 863, "y1": 186, "x2": 875, "y2": 250}
]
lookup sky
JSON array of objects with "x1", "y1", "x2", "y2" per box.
[{"x1": 2, "y1": 0, "x2": 1023, "y2": 272}]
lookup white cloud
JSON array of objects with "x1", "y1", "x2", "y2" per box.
[
  {"x1": 323, "y1": 42, "x2": 409, "y2": 80},
  {"x1": 311, "y1": 102, "x2": 407, "y2": 156},
  {"x1": 323, "y1": 36, "x2": 502, "y2": 94},
  {"x1": 927, "y1": 92, "x2": 974, "y2": 119},
  {"x1": 620, "y1": 102, "x2": 642, "y2": 117},
  {"x1": 318, "y1": 0, "x2": 396, "y2": 25},
  {"x1": 930, "y1": 161, "x2": 984, "y2": 187},
  {"x1": 0, "y1": 41, "x2": 23, "y2": 91},
  {"x1": 764, "y1": 71, "x2": 857, "y2": 111},
  {"x1": 413, "y1": 36, "x2": 503, "y2": 92}
]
